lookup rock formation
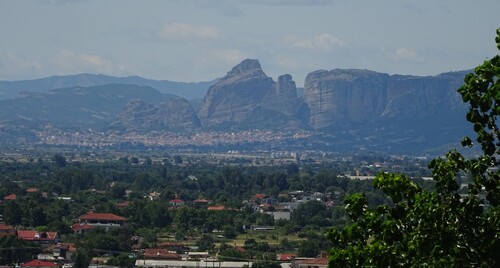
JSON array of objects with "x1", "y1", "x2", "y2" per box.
[
  {"x1": 304, "y1": 69, "x2": 468, "y2": 130},
  {"x1": 111, "y1": 97, "x2": 200, "y2": 132},
  {"x1": 197, "y1": 59, "x2": 300, "y2": 129}
]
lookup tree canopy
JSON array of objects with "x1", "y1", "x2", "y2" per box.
[{"x1": 329, "y1": 29, "x2": 500, "y2": 267}]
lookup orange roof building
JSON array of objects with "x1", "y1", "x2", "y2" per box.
[
  {"x1": 207, "y1": 205, "x2": 226, "y2": 211},
  {"x1": 71, "y1": 223, "x2": 94, "y2": 234},
  {"x1": 77, "y1": 212, "x2": 126, "y2": 230},
  {"x1": 4, "y1": 193, "x2": 16, "y2": 200},
  {"x1": 21, "y1": 259, "x2": 58, "y2": 268},
  {"x1": 77, "y1": 212, "x2": 126, "y2": 222},
  {"x1": 144, "y1": 248, "x2": 182, "y2": 260},
  {"x1": 296, "y1": 257, "x2": 328, "y2": 268},
  {"x1": 0, "y1": 223, "x2": 16, "y2": 237},
  {"x1": 17, "y1": 230, "x2": 58, "y2": 245}
]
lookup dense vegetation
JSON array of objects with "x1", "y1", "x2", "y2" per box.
[
  {"x1": 329, "y1": 29, "x2": 500, "y2": 267},
  {"x1": 1, "y1": 151, "x2": 431, "y2": 266}
]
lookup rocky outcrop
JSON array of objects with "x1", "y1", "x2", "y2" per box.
[
  {"x1": 197, "y1": 59, "x2": 300, "y2": 129},
  {"x1": 111, "y1": 97, "x2": 200, "y2": 132},
  {"x1": 304, "y1": 69, "x2": 467, "y2": 130}
]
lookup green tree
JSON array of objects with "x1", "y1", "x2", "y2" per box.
[
  {"x1": 0, "y1": 236, "x2": 40, "y2": 265},
  {"x1": 73, "y1": 248, "x2": 91, "y2": 268},
  {"x1": 197, "y1": 234, "x2": 215, "y2": 251},
  {"x1": 329, "y1": 29, "x2": 500, "y2": 267},
  {"x1": 53, "y1": 153, "x2": 67, "y2": 167}
]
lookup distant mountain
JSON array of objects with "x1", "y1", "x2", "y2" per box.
[
  {"x1": 0, "y1": 59, "x2": 474, "y2": 153},
  {"x1": 302, "y1": 68, "x2": 470, "y2": 151},
  {"x1": 111, "y1": 97, "x2": 201, "y2": 132},
  {"x1": 0, "y1": 73, "x2": 216, "y2": 100},
  {"x1": 0, "y1": 84, "x2": 168, "y2": 129}
]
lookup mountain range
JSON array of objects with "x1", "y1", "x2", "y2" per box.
[{"x1": 0, "y1": 59, "x2": 473, "y2": 153}]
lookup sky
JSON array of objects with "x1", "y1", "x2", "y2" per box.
[{"x1": 0, "y1": 0, "x2": 498, "y2": 85}]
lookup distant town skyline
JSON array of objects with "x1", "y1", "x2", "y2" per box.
[{"x1": 1, "y1": 0, "x2": 498, "y2": 85}]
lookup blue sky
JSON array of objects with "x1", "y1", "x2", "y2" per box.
[{"x1": 0, "y1": 0, "x2": 498, "y2": 85}]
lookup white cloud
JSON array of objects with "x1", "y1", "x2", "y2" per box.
[
  {"x1": 0, "y1": 53, "x2": 42, "y2": 80},
  {"x1": 158, "y1": 22, "x2": 220, "y2": 40},
  {"x1": 52, "y1": 49, "x2": 126, "y2": 75},
  {"x1": 387, "y1": 47, "x2": 424, "y2": 63},
  {"x1": 211, "y1": 49, "x2": 247, "y2": 65},
  {"x1": 286, "y1": 33, "x2": 345, "y2": 51}
]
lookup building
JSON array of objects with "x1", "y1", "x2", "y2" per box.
[
  {"x1": 17, "y1": 230, "x2": 58, "y2": 245},
  {"x1": 144, "y1": 248, "x2": 182, "y2": 260},
  {"x1": 76, "y1": 212, "x2": 126, "y2": 230},
  {"x1": 135, "y1": 260, "x2": 253, "y2": 268},
  {"x1": 294, "y1": 257, "x2": 328, "y2": 268},
  {"x1": 53, "y1": 243, "x2": 77, "y2": 260},
  {"x1": 169, "y1": 199, "x2": 185, "y2": 208},
  {"x1": 3, "y1": 194, "x2": 16, "y2": 200},
  {"x1": 21, "y1": 260, "x2": 58, "y2": 268},
  {"x1": 0, "y1": 223, "x2": 16, "y2": 237},
  {"x1": 71, "y1": 222, "x2": 94, "y2": 234}
]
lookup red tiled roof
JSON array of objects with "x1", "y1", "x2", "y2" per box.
[
  {"x1": 77, "y1": 212, "x2": 126, "y2": 221},
  {"x1": 57, "y1": 242, "x2": 77, "y2": 252},
  {"x1": 26, "y1": 188, "x2": 39, "y2": 193},
  {"x1": 0, "y1": 224, "x2": 15, "y2": 230},
  {"x1": 194, "y1": 199, "x2": 209, "y2": 203},
  {"x1": 279, "y1": 253, "x2": 296, "y2": 261},
  {"x1": 254, "y1": 193, "x2": 266, "y2": 199},
  {"x1": 71, "y1": 223, "x2": 94, "y2": 231},
  {"x1": 144, "y1": 248, "x2": 182, "y2": 260},
  {"x1": 0, "y1": 224, "x2": 16, "y2": 237},
  {"x1": 169, "y1": 199, "x2": 185, "y2": 203},
  {"x1": 116, "y1": 201, "x2": 131, "y2": 208},
  {"x1": 298, "y1": 257, "x2": 328, "y2": 265},
  {"x1": 21, "y1": 259, "x2": 58, "y2": 267},
  {"x1": 207, "y1": 205, "x2": 226, "y2": 211},
  {"x1": 4, "y1": 194, "x2": 16, "y2": 200},
  {"x1": 17, "y1": 230, "x2": 58, "y2": 241}
]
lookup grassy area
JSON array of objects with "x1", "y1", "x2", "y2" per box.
[{"x1": 225, "y1": 231, "x2": 303, "y2": 247}]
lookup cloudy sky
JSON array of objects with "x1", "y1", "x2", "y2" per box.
[{"x1": 0, "y1": 0, "x2": 498, "y2": 85}]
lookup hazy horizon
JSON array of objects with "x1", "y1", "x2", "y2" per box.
[{"x1": 1, "y1": 0, "x2": 498, "y2": 84}]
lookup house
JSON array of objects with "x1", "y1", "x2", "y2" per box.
[
  {"x1": 169, "y1": 199, "x2": 185, "y2": 208},
  {"x1": 135, "y1": 260, "x2": 253, "y2": 268},
  {"x1": 294, "y1": 257, "x2": 328, "y2": 268},
  {"x1": 115, "y1": 201, "x2": 131, "y2": 209},
  {"x1": 71, "y1": 222, "x2": 94, "y2": 234},
  {"x1": 26, "y1": 188, "x2": 39, "y2": 193},
  {"x1": 21, "y1": 260, "x2": 58, "y2": 268},
  {"x1": 207, "y1": 205, "x2": 226, "y2": 211},
  {"x1": 148, "y1": 191, "x2": 161, "y2": 201},
  {"x1": 17, "y1": 230, "x2": 58, "y2": 245},
  {"x1": 0, "y1": 223, "x2": 16, "y2": 237},
  {"x1": 193, "y1": 199, "x2": 209, "y2": 208},
  {"x1": 53, "y1": 243, "x2": 77, "y2": 260},
  {"x1": 266, "y1": 211, "x2": 291, "y2": 221},
  {"x1": 279, "y1": 253, "x2": 296, "y2": 261},
  {"x1": 76, "y1": 212, "x2": 126, "y2": 230},
  {"x1": 4, "y1": 193, "x2": 16, "y2": 200},
  {"x1": 144, "y1": 248, "x2": 182, "y2": 260},
  {"x1": 156, "y1": 241, "x2": 190, "y2": 253}
]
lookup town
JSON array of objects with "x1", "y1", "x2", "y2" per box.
[{"x1": 0, "y1": 149, "x2": 439, "y2": 268}]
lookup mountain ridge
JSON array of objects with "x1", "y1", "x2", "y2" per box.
[{"x1": 0, "y1": 59, "x2": 474, "y2": 153}]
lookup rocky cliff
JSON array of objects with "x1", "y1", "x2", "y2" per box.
[
  {"x1": 304, "y1": 69, "x2": 468, "y2": 130},
  {"x1": 111, "y1": 97, "x2": 200, "y2": 132},
  {"x1": 197, "y1": 59, "x2": 301, "y2": 129}
]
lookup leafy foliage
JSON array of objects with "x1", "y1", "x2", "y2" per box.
[{"x1": 329, "y1": 29, "x2": 500, "y2": 267}]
